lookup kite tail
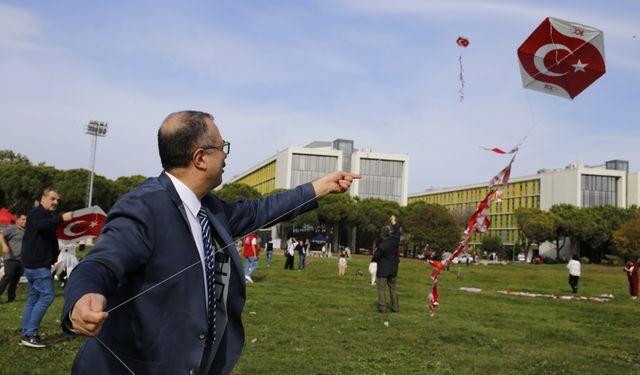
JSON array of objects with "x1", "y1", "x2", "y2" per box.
[{"x1": 427, "y1": 148, "x2": 518, "y2": 317}]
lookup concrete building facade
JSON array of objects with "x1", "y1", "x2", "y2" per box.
[
  {"x1": 226, "y1": 139, "x2": 409, "y2": 248},
  {"x1": 408, "y1": 160, "x2": 638, "y2": 259},
  {"x1": 228, "y1": 139, "x2": 409, "y2": 205}
]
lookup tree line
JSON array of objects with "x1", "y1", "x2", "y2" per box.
[
  {"x1": 0, "y1": 149, "x2": 145, "y2": 213},
  {"x1": 3, "y1": 149, "x2": 639, "y2": 261},
  {"x1": 514, "y1": 204, "x2": 640, "y2": 263}
]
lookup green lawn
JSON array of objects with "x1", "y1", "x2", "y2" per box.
[{"x1": 1, "y1": 254, "x2": 639, "y2": 374}]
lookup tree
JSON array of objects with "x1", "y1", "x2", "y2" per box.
[
  {"x1": 113, "y1": 175, "x2": 147, "y2": 199},
  {"x1": 451, "y1": 204, "x2": 475, "y2": 230},
  {"x1": 549, "y1": 204, "x2": 575, "y2": 260},
  {"x1": 0, "y1": 149, "x2": 31, "y2": 164},
  {"x1": 0, "y1": 162, "x2": 59, "y2": 212},
  {"x1": 480, "y1": 235, "x2": 503, "y2": 258},
  {"x1": 400, "y1": 201, "x2": 460, "y2": 256},
  {"x1": 584, "y1": 205, "x2": 636, "y2": 262},
  {"x1": 316, "y1": 193, "x2": 358, "y2": 250},
  {"x1": 514, "y1": 207, "x2": 557, "y2": 256},
  {"x1": 354, "y1": 198, "x2": 400, "y2": 250},
  {"x1": 214, "y1": 183, "x2": 262, "y2": 202},
  {"x1": 614, "y1": 210, "x2": 640, "y2": 259}
]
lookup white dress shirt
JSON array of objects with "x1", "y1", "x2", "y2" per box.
[{"x1": 166, "y1": 172, "x2": 210, "y2": 304}]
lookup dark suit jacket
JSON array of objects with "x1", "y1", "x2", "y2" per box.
[
  {"x1": 371, "y1": 223, "x2": 400, "y2": 278},
  {"x1": 62, "y1": 172, "x2": 318, "y2": 375}
]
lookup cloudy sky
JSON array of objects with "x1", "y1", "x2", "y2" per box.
[{"x1": 1, "y1": 0, "x2": 638, "y2": 194}]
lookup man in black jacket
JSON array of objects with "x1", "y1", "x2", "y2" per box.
[
  {"x1": 372, "y1": 215, "x2": 400, "y2": 313},
  {"x1": 20, "y1": 187, "x2": 73, "y2": 348}
]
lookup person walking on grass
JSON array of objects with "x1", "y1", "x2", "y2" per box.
[
  {"x1": 243, "y1": 232, "x2": 258, "y2": 284},
  {"x1": 0, "y1": 213, "x2": 27, "y2": 304},
  {"x1": 265, "y1": 237, "x2": 273, "y2": 269},
  {"x1": 567, "y1": 254, "x2": 581, "y2": 294},
  {"x1": 21, "y1": 187, "x2": 73, "y2": 348}
]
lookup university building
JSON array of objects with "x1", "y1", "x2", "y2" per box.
[
  {"x1": 408, "y1": 160, "x2": 639, "y2": 259},
  {"x1": 226, "y1": 139, "x2": 409, "y2": 246}
]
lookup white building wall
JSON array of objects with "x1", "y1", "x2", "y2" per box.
[
  {"x1": 629, "y1": 172, "x2": 640, "y2": 207},
  {"x1": 351, "y1": 150, "x2": 409, "y2": 206},
  {"x1": 539, "y1": 168, "x2": 580, "y2": 210},
  {"x1": 278, "y1": 147, "x2": 342, "y2": 189}
]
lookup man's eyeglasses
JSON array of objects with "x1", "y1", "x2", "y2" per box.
[{"x1": 201, "y1": 141, "x2": 231, "y2": 156}]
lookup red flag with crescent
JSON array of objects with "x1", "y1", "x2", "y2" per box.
[
  {"x1": 518, "y1": 17, "x2": 605, "y2": 99},
  {"x1": 56, "y1": 206, "x2": 106, "y2": 244}
]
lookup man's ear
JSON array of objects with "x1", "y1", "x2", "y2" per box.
[{"x1": 192, "y1": 149, "x2": 208, "y2": 170}]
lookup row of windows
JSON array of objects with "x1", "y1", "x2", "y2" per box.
[
  {"x1": 581, "y1": 175, "x2": 618, "y2": 207},
  {"x1": 360, "y1": 159, "x2": 404, "y2": 177},
  {"x1": 237, "y1": 161, "x2": 276, "y2": 189},
  {"x1": 358, "y1": 176, "x2": 403, "y2": 204},
  {"x1": 291, "y1": 154, "x2": 338, "y2": 187},
  {"x1": 413, "y1": 180, "x2": 540, "y2": 206},
  {"x1": 292, "y1": 154, "x2": 337, "y2": 172},
  {"x1": 413, "y1": 195, "x2": 540, "y2": 214}
]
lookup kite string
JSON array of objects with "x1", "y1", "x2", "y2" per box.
[
  {"x1": 107, "y1": 192, "x2": 321, "y2": 314},
  {"x1": 459, "y1": 55, "x2": 465, "y2": 102},
  {"x1": 89, "y1": 190, "x2": 326, "y2": 374}
]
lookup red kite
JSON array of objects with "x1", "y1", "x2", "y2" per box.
[{"x1": 518, "y1": 17, "x2": 605, "y2": 99}]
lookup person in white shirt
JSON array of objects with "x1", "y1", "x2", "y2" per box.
[
  {"x1": 285, "y1": 237, "x2": 297, "y2": 270},
  {"x1": 567, "y1": 255, "x2": 581, "y2": 293}
]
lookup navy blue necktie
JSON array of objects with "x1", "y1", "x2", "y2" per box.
[{"x1": 197, "y1": 206, "x2": 217, "y2": 346}]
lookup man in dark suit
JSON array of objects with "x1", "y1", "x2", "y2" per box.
[
  {"x1": 371, "y1": 215, "x2": 401, "y2": 314},
  {"x1": 62, "y1": 110, "x2": 358, "y2": 374}
]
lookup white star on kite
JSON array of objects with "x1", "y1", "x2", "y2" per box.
[
  {"x1": 572, "y1": 59, "x2": 588, "y2": 72},
  {"x1": 90, "y1": 221, "x2": 98, "y2": 228}
]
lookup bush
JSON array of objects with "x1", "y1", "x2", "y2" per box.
[{"x1": 580, "y1": 256, "x2": 590, "y2": 264}]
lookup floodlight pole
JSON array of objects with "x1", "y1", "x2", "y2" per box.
[{"x1": 85, "y1": 120, "x2": 108, "y2": 207}]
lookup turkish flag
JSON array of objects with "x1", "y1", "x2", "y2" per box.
[
  {"x1": 57, "y1": 206, "x2": 107, "y2": 244},
  {"x1": 518, "y1": 17, "x2": 605, "y2": 99}
]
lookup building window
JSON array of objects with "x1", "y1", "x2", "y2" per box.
[
  {"x1": 581, "y1": 174, "x2": 618, "y2": 207},
  {"x1": 357, "y1": 159, "x2": 404, "y2": 203},
  {"x1": 291, "y1": 154, "x2": 338, "y2": 187}
]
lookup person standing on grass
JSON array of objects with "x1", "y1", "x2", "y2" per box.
[
  {"x1": 338, "y1": 252, "x2": 347, "y2": 276},
  {"x1": 243, "y1": 232, "x2": 258, "y2": 284},
  {"x1": 623, "y1": 258, "x2": 638, "y2": 300},
  {"x1": 567, "y1": 254, "x2": 581, "y2": 294},
  {"x1": 0, "y1": 213, "x2": 27, "y2": 304},
  {"x1": 285, "y1": 237, "x2": 297, "y2": 270},
  {"x1": 297, "y1": 238, "x2": 308, "y2": 271},
  {"x1": 372, "y1": 215, "x2": 401, "y2": 313},
  {"x1": 61, "y1": 111, "x2": 359, "y2": 374},
  {"x1": 265, "y1": 237, "x2": 274, "y2": 269},
  {"x1": 21, "y1": 187, "x2": 73, "y2": 348}
]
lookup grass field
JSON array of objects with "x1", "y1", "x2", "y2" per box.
[{"x1": 1, "y1": 253, "x2": 639, "y2": 374}]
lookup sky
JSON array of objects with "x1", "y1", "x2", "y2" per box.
[{"x1": 1, "y1": 0, "x2": 638, "y2": 194}]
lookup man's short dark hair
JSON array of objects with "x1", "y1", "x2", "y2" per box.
[
  {"x1": 42, "y1": 186, "x2": 60, "y2": 197},
  {"x1": 381, "y1": 225, "x2": 392, "y2": 239},
  {"x1": 158, "y1": 111, "x2": 215, "y2": 170}
]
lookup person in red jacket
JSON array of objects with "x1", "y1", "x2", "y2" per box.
[
  {"x1": 624, "y1": 258, "x2": 639, "y2": 300},
  {"x1": 243, "y1": 233, "x2": 259, "y2": 284}
]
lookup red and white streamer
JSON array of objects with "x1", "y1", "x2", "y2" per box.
[{"x1": 427, "y1": 150, "x2": 517, "y2": 316}]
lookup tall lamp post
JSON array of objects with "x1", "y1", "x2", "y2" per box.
[{"x1": 85, "y1": 120, "x2": 108, "y2": 207}]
